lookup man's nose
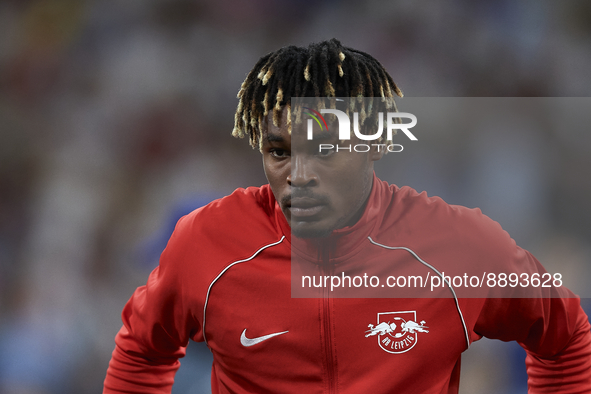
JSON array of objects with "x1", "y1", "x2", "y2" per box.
[{"x1": 287, "y1": 154, "x2": 318, "y2": 187}]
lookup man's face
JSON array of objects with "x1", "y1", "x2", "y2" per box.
[{"x1": 262, "y1": 108, "x2": 383, "y2": 238}]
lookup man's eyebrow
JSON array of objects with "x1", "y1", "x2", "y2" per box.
[
  {"x1": 310, "y1": 130, "x2": 336, "y2": 141},
  {"x1": 264, "y1": 133, "x2": 285, "y2": 143}
]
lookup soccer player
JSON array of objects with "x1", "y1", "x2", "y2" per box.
[{"x1": 103, "y1": 39, "x2": 591, "y2": 393}]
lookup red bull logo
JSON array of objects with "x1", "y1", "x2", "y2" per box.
[{"x1": 365, "y1": 311, "x2": 429, "y2": 354}]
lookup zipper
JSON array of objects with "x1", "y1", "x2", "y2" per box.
[{"x1": 321, "y1": 247, "x2": 336, "y2": 393}]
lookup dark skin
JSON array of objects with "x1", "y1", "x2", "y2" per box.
[{"x1": 261, "y1": 108, "x2": 384, "y2": 238}]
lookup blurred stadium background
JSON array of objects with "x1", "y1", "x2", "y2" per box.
[{"x1": 0, "y1": 0, "x2": 590, "y2": 393}]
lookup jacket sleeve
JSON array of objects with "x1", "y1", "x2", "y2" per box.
[
  {"x1": 473, "y1": 249, "x2": 591, "y2": 393},
  {"x1": 524, "y1": 297, "x2": 591, "y2": 392},
  {"x1": 103, "y1": 216, "x2": 201, "y2": 393}
]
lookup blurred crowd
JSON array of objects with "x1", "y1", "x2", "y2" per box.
[{"x1": 0, "y1": 0, "x2": 590, "y2": 393}]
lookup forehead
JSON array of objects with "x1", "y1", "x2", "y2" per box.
[
  {"x1": 262, "y1": 108, "x2": 339, "y2": 144},
  {"x1": 262, "y1": 109, "x2": 289, "y2": 139}
]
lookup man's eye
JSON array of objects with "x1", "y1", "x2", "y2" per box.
[
  {"x1": 317, "y1": 147, "x2": 335, "y2": 157},
  {"x1": 270, "y1": 149, "x2": 289, "y2": 158}
]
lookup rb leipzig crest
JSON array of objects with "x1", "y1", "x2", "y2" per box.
[{"x1": 365, "y1": 311, "x2": 429, "y2": 354}]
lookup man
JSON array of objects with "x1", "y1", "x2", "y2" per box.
[{"x1": 104, "y1": 39, "x2": 591, "y2": 393}]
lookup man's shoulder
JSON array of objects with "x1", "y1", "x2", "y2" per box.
[
  {"x1": 376, "y1": 181, "x2": 522, "y2": 274},
  {"x1": 382, "y1": 182, "x2": 513, "y2": 249},
  {"x1": 154, "y1": 184, "x2": 283, "y2": 281},
  {"x1": 170, "y1": 184, "x2": 281, "y2": 250},
  {"x1": 151, "y1": 186, "x2": 283, "y2": 306},
  {"x1": 385, "y1": 183, "x2": 483, "y2": 224},
  {"x1": 185, "y1": 184, "x2": 274, "y2": 221}
]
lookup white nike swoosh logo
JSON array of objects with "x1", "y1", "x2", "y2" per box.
[{"x1": 240, "y1": 329, "x2": 289, "y2": 347}]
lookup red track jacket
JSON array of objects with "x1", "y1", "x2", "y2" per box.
[{"x1": 104, "y1": 175, "x2": 591, "y2": 393}]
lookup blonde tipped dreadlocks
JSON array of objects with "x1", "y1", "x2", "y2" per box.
[{"x1": 232, "y1": 38, "x2": 403, "y2": 149}]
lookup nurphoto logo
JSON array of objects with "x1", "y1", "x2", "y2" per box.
[{"x1": 301, "y1": 98, "x2": 418, "y2": 153}]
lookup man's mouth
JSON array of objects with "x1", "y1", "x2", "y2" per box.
[{"x1": 288, "y1": 197, "x2": 325, "y2": 218}]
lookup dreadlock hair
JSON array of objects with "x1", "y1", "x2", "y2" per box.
[{"x1": 232, "y1": 38, "x2": 404, "y2": 149}]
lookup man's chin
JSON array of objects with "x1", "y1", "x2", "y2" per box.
[{"x1": 290, "y1": 223, "x2": 333, "y2": 239}]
